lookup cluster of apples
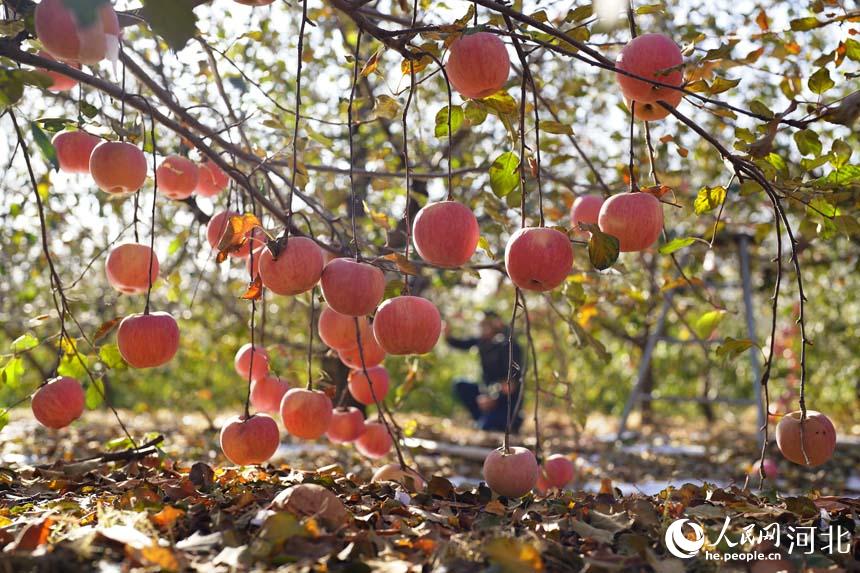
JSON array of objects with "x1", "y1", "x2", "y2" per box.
[
  {"x1": 569, "y1": 193, "x2": 664, "y2": 253},
  {"x1": 482, "y1": 447, "x2": 576, "y2": 498}
]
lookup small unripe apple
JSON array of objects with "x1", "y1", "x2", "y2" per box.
[
  {"x1": 117, "y1": 312, "x2": 180, "y2": 368},
  {"x1": 542, "y1": 454, "x2": 575, "y2": 489},
  {"x1": 615, "y1": 33, "x2": 683, "y2": 104},
  {"x1": 156, "y1": 155, "x2": 199, "y2": 200},
  {"x1": 258, "y1": 238, "x2": 324, "y2": 296},
  {"x1": 90, "y1": 141, "x2": 148, "y2": 195},
  {"x1": 337, "y1": 332, "x2": 386, "y2": 369},
  {"x1": 347, "y1": 366, "x2": 390, "y2": 405},
  {"x1": 483, "y1": 446, "x2": 538, "y2": 497},
  {"x1": 105, "y1": 243, "x2": 159, "y2": 295},
  {"x1": 597, "y1": 192, "x2": 663, "y2": 252},
  {"x1": 35, "y1": 0, "x2": 119, "y2": 65},
  {"x1": 504, "y1": 227, "x2": 573, "y2": 292},
  {"x1": 320, "y1": 259, "x2": 385, "y2": 317},
  {"x1": 280, "y1": 388, "x2": 333, "y2": 439},
  {"x1": 317, "y1": 306, "x2": 372, "y2": 350},
  {"x1": 37, "y1": 51, "x2": 79, "y2": 92},
  {"x1": 373, "y1": 296, "x2": 441, "y2": 355},
  {"x1": 52, "y1": 130, "x2": 100, "y2": 174},
  {"x1": 775, "y1": 410, "x2": 836, "y2": 467},
  {"x1": 445, "y1": 32, "x2": 510, "y2": 99},
  {"x1": 355, "y1": 421, "x2": 393, "y2": 459},
  {"x1": 326, "y1": 407, "x2": 366, "y2": 443},
  {"x1": 250, "y1": 374, "x2": 291, "y2": 414},
  {"x1": 372, "y1": 463, "x2": 426, "y2": 491},
  {"x1": 195, "y1": 160, "x2": 229, "y2": 198},
  {"x1": 31, "y1": 376, "x2": 85, "y2": 429},
  {"x1": 234, "y1": 343, "x2": 270, "y2": 382},
  {"x1": 569, "y1": 195, "x2": 604, "y2": 231},
  {"x1": 219, "y1": 414, "x2": 280, "y2": 465},
  {"x1": 411, "y1": 201, "x2": 479, "y2": 268}
]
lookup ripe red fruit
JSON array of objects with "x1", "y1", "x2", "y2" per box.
[
  {"x1": 615, "y1": 33, "x2": 683, "y2": 104},
  {"x1": 542, "y1": 454, "x2": 575, "y2": 489},
  {"x1": 320, "y1": 259, "x2": 385, "y2": 317},
  {"x1": 347, "y1": 366, "x2": 390, "y2": 405},
  {"x1": 195, "y1": 160, "x2": 229, "y2": 198},
  {"x1": 37, "y1": 50, "x2": 79, "y2": 92},
  {"x1": 326, "y1": 407, "x2": 366, "y2": 443},
  {"x1": 317, "y1": 306, "x2": 372, "y2": 350},
  {"x1": 206, "y1": 211, "x2": 261, "y2": 259},
  {"x1": 597, "y1": 192, "x2": 664, "y2": 252},
  {"x1": 372, "y1": 464, "x2": 426, "y2": 491},
  {"x1": 31, "y1": 376, "x2": 85, "y2": 429},
  {"x1": 258, "y1": 238, "x2": 324, "y2": 296},
  {"x1": 337, "y1": 333, "x2": 386, "y2": 369},
  {"x1": 234, "y1": 343, "x2": 270, "y2": 382},
  {"x1": 52, "y1": 130, "x2": 100, "y2": 174},
  {"x1": 624, "y1": 91, "x2": 683, "y2": 122},
  {"x1": 775, "y1": 410, "x2": 837, "y2": 467},
  {"x1": 445, "y1": 32, "x2": 510, "y2": 99},
  {"x1": 250, "y1": 374, "x2": 291, "y2": 413},
  {"x1": 373, "y1": 296, "x2": 441, "y2": 355},
  {"x1": 90, "y1": 141, "x2": 148, "y2": 195},
  {"x1": 156, "y1": 155, "x2": 199, "y2": 200},
  {"x1": 569, "y1": 195, "x2": 604, "y2": 231},
  {"x1": 750, "y1": 458, "x2": 779, "y2": 480},
  {"x1": 504, "y1": 227, "x2": 573, "y2": 292},
  {"x1": 411, "y1": 201, "x2": 479, "y2": 268},
  {"x1": 483, "y1": 446, "x2": 538, "y2": 497},
  {"x1": 219, "y1": 414, "x2": 280, "y2": 465},
  {"x1": 280, "y1": 388, "x2": 333, "y2": 439},
  {"x1": 117, "y1": 312, "x2": 180, "y2": 368},
  {"x1": 355, "y1": 421, "x2": 393, "y2": 459},
  {"x1": 35, "y1": 0, "x2": 119, "y2": 65},
  {"x1": 105, "y1": 243, "x2": 159, "y2": 295}
]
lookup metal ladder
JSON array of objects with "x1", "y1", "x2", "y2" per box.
[{"x1": 616, "y1": 235, "x2": 766, "y2": 445}]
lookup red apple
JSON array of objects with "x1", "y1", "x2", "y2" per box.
[
  {"x1": 206, "y1": 211, "x2": 261, "y2": 259},
  {"x1": 372, "y1": 463, "x2": 426, "y2": 491},
  {"x1": 31, "y1": 376, "x2": 85, "y2": 429},
  {"x1": 195, "y1": 159, "x2": 229, "y2": 198},
  {"x1": 320, "y1": 258, "x2": 385, "y2": 317},
  {"x1": 219, "y1": 414, "x2": 280, "y2": 465},
  {"x1": 317, "y1": 306, "x2": 372, "y2": 350},
  {"x1": 347, "y1": 366, "x2": 390, "y2": 405},
  {"x1": 52, "y1": 130, "x2": 100, "y2": 174},
  {"x1": 326, "y1": 407, "x2": 366, "y2": 443},
  {"x1": 35, "y1": 0, "x2": 119, "y2": 65},
  {"x1": 775, "y1": 410, "x2": 836, "y2": 467},
  {"x1": 258, "y1": 237, "x2": 324, "y2": 296},
  {"x1": 569, "y1": 195, "x2": 604, "y2": 231},
  {"x1": 280, "y1": 388, "x2": 333, "y2": 439},
  {"x1": 105, "y1": 243, "x2": 159, "y2": 295},
  {"x1": 412, "y1": 201, "x2": 479, "y2": 268},
  {"x1": 445, "y1": 31, "x2": 510, "y2": 99},
  {"x1": 483, "y1": 446, "x2": 538, "y2": 497},
  {"x1": 615, "y1": 33, "x2": 683, "y2": 104},
  {"x1": 597, "y1": 192, "x2": 663, "y2": 252},
  {"x1": 234, "y1": 343, "x2": 270, "y2": 382},
  {"x1": 355, "y1": 421, "x2": 393, "y2": 459},
  {"x1": 250, "y1": 374, "x2": 291, "y2": 414},
  {"x1": 750, "y1": 458, "x2": 779, "y2": 480},
  {"x1": 37, "y1": 50, "x2": 79, "y2": 92},
  {"x1": 117, "y1": 312, "x2": 180, "y2": 368},
  {"x1": 90, "y1": 141, "x2": 148, "y2": 195},
  {"x1": 337, "y1": 333, "x2": 386, "y2": 369},
  {"x1": 372, "y1": 296, "x2": 441, "y2": 355},
  {"x1": 156, "y1": 155, "x2": 199, "y2": 200},
  {"x1": 624, "y1": 92, "x2": 683, "y2": 121},
  {"x1": 542, "y1": 454, "x2": 575, "y2": 489},
  {"x1": 504, "y1": 227, "x2": 573, "y2": 292}
]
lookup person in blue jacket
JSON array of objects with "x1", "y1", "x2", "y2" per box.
[{"x1": 447, "y1": 311, "x2": 523, "y2": 432}]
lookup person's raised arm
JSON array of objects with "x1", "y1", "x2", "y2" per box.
[{"x1": 444, "y1": 322, "x2": 480, "y2": 350}]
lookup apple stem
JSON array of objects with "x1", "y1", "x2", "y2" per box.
[
  {"x1": 347, "y1": 29, "x2": 363, "y2": 262},
  {"x1": 306, "y1": 287, "x2": 315, "y2": 391},
  {"x1": 143, "y1": 106, "x2": 158, "y2": 317},
  {"x1": 502, "y1": 289, "x2": 521, "y2": 454}
]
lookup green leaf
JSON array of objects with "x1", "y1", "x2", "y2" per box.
[
  {"x1": 11, "y1": 333, "x2": 39, "y2": 354},
  {"x1": 748, "y1": 100, "x2": 773, "y2": 119},
  {"x1": 480, "y1": 91, "x2": 517, "y2": 115},
  {"x1": 488, "y1": 152, "x2": 520, "y2": 198},
  {"x1": 709, "y1": 76, "x2": 740, "y2": 94},
  {"x1": 565, "y1": 5, "x2": 592, "y2": 22},
  {"x1": 1, "y1": 357, "x2": 24, "y2": 388},
  {"x1": 85, "y1": 378, "x2": 105, "y2": 409},
  {"x1": 694, "y1": 186, "x2": 726, "y2": 215},
  {"x1": 463, "y1": 101, "x2": 488, "y2": 126},
  {"x1": 830, "y1": 139, "x2": 852, "y2": 169},
  {"x1": 716, "y1": 337, "x2": 756, "y2": 360},
  {"x1": 30, "y1": 122, "x2": 59, "y2": 172},
  {"x1": 587, "y1": 228, "x2": 619, "y2": 271},
  {"x1": 372, "y1": 95, "x2": 400, "y2": 120},
  {"x1": 845, "y1": 38, "x2": 860, "y2": 62},
  {"x1": 813, "y1": 165, "x2": 860, "y2": 187},
  {"x1": 140, "y1": 0, "x2": 200, "y2": 51},
  {"x1": 0, "y1": 67, "x2": 25, "y2": 107},
  {"x1": 538, "y1": 120, "x2": 573, "y2": 135},
  {"x1": 789, "y1": 17, "x2": 821, "y2": 31},
  {"x1": 0, "y1": 410, "x2": 8, "y2": 433},
  {"x1": 98, "y1": 344, "x2": 126, "y2": 370},
  {"x1": 793, "y1": 129, "x2": 822, "y2": 157},
  {"x1": 808, "y1": 67, "x2": 834, "y2": 95},
  {"x1": 434, "y1": 105, "x2": 464, "y2": 138},
  {"x1": 635, "y1": 3, "x2": 664, "y2": 15},
  {"x1": 168, "y1": 230, "x2": 189, "y2": 256},
  {"x1": 658, "y1": 237, "x2": 697, "y2": 255},
  {"x1": 694, "y1": 310, "x2": 725, "y2": 339}
]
